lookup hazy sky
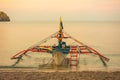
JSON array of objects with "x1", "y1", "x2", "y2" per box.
[{"x1": 0, "y1": 0, "x2": 120, "y2": 21}]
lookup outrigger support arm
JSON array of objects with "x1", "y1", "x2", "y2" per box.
[{"x1": 63, "y1": 31, "x2": 110, "y2": 62}]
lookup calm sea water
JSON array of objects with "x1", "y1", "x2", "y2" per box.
[{"x1": 0, "y1": 21, "x2": 120, "y2": 71}]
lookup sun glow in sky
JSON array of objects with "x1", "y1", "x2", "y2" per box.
[{"x1": 0, "y1": 0, "x2": 120, "y2": 21}]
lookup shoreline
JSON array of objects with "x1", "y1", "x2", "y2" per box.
[
  {"x1": 1, "y1": 65, "x2": 120, "y2": 72},
  {"x1": 0, "y1": 67, "x2": 120, "y2": 72}
]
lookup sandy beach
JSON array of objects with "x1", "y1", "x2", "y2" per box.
[{"x1": 0, "y1": 69, "x2": 120, "y2": 80}]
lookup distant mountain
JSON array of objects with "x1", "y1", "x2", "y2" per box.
[{"x1": 0, "y1": 11, "x2": 10, "y2": 21}]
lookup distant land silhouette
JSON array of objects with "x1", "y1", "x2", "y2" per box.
[{"x1": 0, "y1": 11, "x2": 10, "y2": 22}]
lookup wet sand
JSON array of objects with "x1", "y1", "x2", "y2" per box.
[{"x1": 0, "y1": 70, "x2": 120, "y2": 80}]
